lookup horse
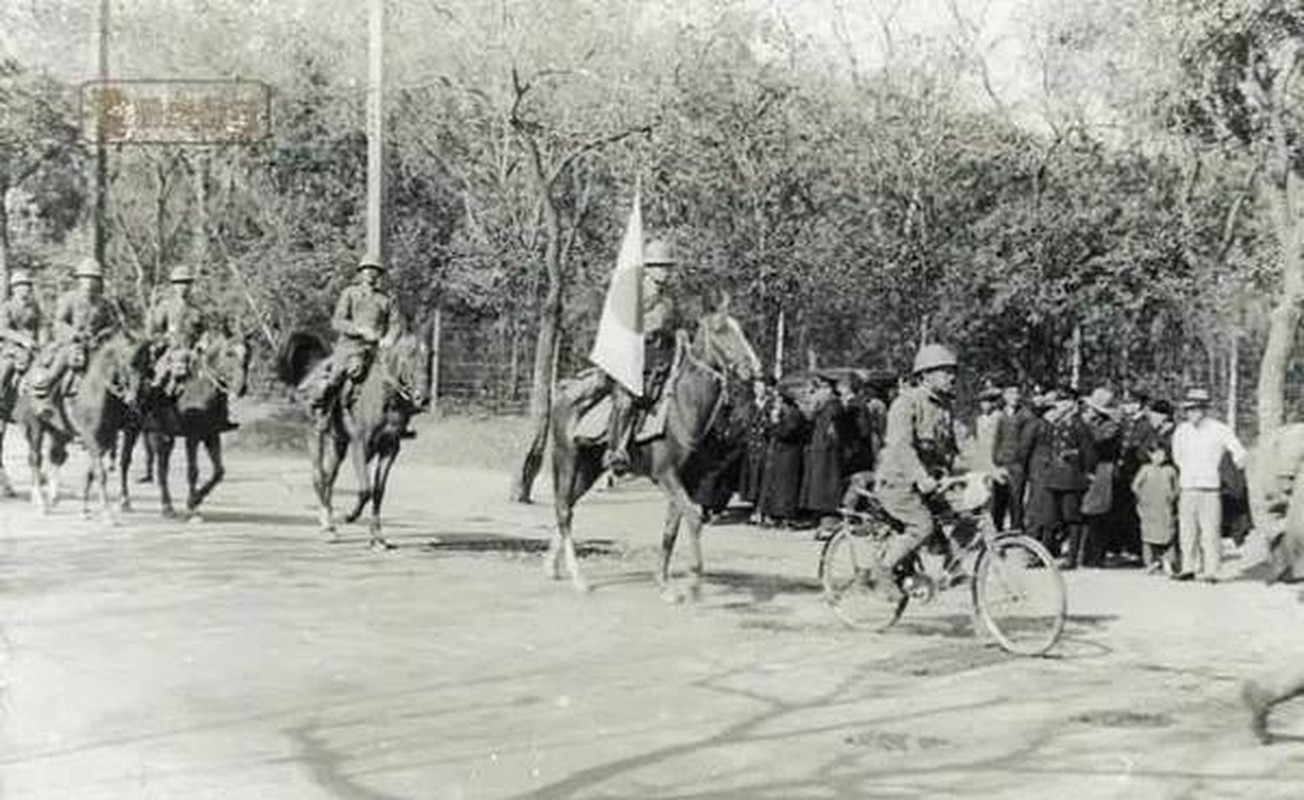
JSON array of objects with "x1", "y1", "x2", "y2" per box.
[
  {"x1": 119, "y1": 333, "x2": 251, "y2": 519},
  {"x1": 14, "y1": 334, "x2": 142, "y2": 520},
  {"x1": 277, "y1": 324, "x2": 433, "y2": 548},
  {"x1": 549, "y1": 304, "x2": 761, "y2": 599}
]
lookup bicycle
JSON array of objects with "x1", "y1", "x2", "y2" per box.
[{"x1": 817, "y1": 472, "x2": 1066, "y2": 656}]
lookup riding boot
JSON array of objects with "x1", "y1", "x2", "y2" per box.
[{"x1": 603, "y1": 392, "x2": 634, "y2": 475}]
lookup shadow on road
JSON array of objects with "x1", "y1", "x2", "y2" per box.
[{"x1": 421, "y1": 533, "x2": 619, "y2": 558}]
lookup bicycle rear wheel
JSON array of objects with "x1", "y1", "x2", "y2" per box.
[
  {"x1": 819, "y1": 525, "x2": 908, "y2": 631},
  {"x1": 973, "y1": 534, "x2": 1066, "y2": 656}
]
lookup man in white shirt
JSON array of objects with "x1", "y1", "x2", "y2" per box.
[{"x1": 1170, "y1": 387, "x2": 1247, "y2": 582}]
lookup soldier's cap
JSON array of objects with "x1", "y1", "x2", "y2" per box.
[
  {"x1": 1182, "y1": 387, "x2": 1212, "y2": 408},
  {"x1": 358, "y1": 256, "x2": 385, "y2": 272},
  {"x1": 643, "y1": 239, "x2": 676, "y2": 267},
  {"x1": 74, "y1": 257, "x2": 104, "y2": 279},
  {"x1": 8, "y1": 269, "x2": 33, "y2": 287},
  {"x1": 979, "y1": 384, "x2": 1003, "y2": 401},
  {"x1": 168, "y1": 265, "x2": 195, "y2": 284}
]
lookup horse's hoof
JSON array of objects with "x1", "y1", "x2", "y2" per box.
[
  {"x1": 572, "y1": 578, "x2": 593, "y2": 594},
  {"x1": 137, "y1": 475, "x2": 153, "y2": 485},
  {"x1": 116, "y1": 499, "x2": 132, "y2": 513},
  {"x1": 542, "y1": 556, "x2": 562, "y2": 581},
  {"x1": 187, "y1": 513, "x2": 204, "y2": 525},
  {"x1": 661, "y1": 587, "x2": 686, "y2": 605},
  {"x1": 161, "y1": 506, "x2": 178, "y2": 519},
  {"x1": 687, "y1": 584, "x2": 703, "y2": 603},
  {"x1": 0, "y1": 484, "x2": 16, "y2": 500},
  {"x1": 369, "y1": 538, "x2": 396, "y2": 552}
]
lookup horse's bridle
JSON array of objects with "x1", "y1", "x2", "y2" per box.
[{"x1": 377, "y1": 341, "x2": 423, "y2": 407}]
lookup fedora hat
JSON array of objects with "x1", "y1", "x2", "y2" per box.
[{"x1": 1084, "y1": 387, "x2": 1117, "y2": 416}]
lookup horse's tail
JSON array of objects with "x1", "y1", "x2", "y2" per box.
[{"x1": 276, "y1": 331, "x2": 329, "y2": 387}]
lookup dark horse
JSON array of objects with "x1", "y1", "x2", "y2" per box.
[
  {"x1": 549, "y1": 305, "x2": 761, "y2": 598},
  {"x1": 278, "y1": 324, "x2": 433, "y2": 547},
  {"x1": 119, "y1": 333, "x2": 252, "y2": 519},
  {"x1": 14, "y1": 334, "x2": 141, "y2": 520}
]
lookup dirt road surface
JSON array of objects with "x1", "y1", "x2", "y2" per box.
[{"x1": 1, "y1": 431, "x2": 1302, "y2": 799}]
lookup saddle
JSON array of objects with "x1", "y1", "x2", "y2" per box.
[{"x1": 573, "y1": 392, "x2": 670, "y2": 446}]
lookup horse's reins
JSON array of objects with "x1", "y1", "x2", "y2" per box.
[{"x1": 672, "y1": 334, "x2": 732, "y2": 447}]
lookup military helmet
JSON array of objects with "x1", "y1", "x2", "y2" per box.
[
  {"x1": 74, "y1": 257, "x2": 104, "y2": 279},
  {"x1": 8, "y1": 269, "x2": 33, "y2": 288},
  {"x1": 168, "y1": 265, "x2": 195, "y2": 284},
  {"x1": 643, "y1": 239, "x2": 676, "y2": 267},
  {"x1": 358, "y1": 255, "x2": 385, "y2": 272},
  {"x1": 912, "y1": 343, "x2": 958, "y2": 375}
]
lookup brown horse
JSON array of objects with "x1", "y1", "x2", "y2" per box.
[
  {"x1": 119, "y1": 333, "x2": 251, "y2": 519},
  {"x1": 278, "y1": 325, "x2": 433, "y2": 548},
  {"x1": 549, "y1": 306, "x2": 761, "y2": 598},
  {"x1": 15, "y1": 334, "x2": 142, "y2": 520}
]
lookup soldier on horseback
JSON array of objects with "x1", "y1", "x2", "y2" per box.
[
  {"x1": 601, "y1": 239, "x2": 683, "y2": 475},
  {"x1": 27, "y1": 257, "x2": 118, "y2": 433},
  {"x1": 147, "y1": 265, "x2": 203, "y2": 399},
  {"x1": 0, "y1": 269, "x2": 42, "y2": 405},
  {"x1": 304, "y1": 256, "x2": 397, "y2": 427}
]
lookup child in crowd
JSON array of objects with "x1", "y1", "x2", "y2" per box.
[{"x1": 1132, "y1": 444, "x2": 1179, "y2": 574}]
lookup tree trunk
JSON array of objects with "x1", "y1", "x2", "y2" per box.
[
  {"x1": 509, "y1": 135, "x2": 563, "y2": 503},
  {"x1": 0, "y1": 182, "x2": 10, "y2": 294},
  {"x1": 1257, "y1": 171, "x2": 1304, "y2": 436}
]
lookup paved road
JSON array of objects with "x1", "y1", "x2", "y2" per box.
[{"x1": 1, "y1": 443, "x2": 1301, "y2": 799}]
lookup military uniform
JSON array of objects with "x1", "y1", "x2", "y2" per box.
[
  {"x1": 864, "y1": 344, "x2": 960, "y2": 599},
  {"x1": 29, "y1": 259, "x2": 116, "y2": 402},
  {"x1": 0, "y1": 271, "x2": 42, "y2": 399},
  {"x1": 875, "y1": 384, "x2": 958, "y2": 551},
  {"x1": 604, "y1": 239, "x2": 682, "y2": 473},
  {"x1": 147, "y1": 266, "x2": 205, "y2": 397},
  {"x1": 307, "y1": 259, "x2": 396, "y2": 413}
]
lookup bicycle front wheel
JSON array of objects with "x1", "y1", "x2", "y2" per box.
[
  {"x1": 819, "y1": 526, "x2": 908, "y2": 632},
  {"x1": 973, "y1": 534, "x2": 1066, "y2": 656}
]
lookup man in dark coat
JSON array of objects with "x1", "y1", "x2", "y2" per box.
[
  {"x1": 1079, "y1": 387, "x2": 1123, "y2": 568},
  {"x1": 759, "y1": 388, "x2": 806, "y2": 526},
  {"x1": 1045, "y1": 391, "x2": 1092, "y2": 569},
  {"x1": 993, "y1": 384, "x2": 1036, "y2": 532},
  {"x1": 1023, "y1": 390, "x2": 1058, "y2": 549},
  {"x1": 801, "y1": 375, "x2": 845, "y2": 520},
  {"x1": 740, "y1": 377, "x2": 773, "y2": 513},
  {"x1": 837, "y1": 375, "x2": 878, "y2": 477}
]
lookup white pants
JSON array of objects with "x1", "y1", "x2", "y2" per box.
[{"x1": 1178, "y1": 489, "x2": 1222, "y2": 578}]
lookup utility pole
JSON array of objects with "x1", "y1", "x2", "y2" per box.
[
  {"x1": 365, "y1": 0, "x2": 385, "y2": 263},
  {"x1": 94, "y1": 0, "x2": 111, "y2": 267}
]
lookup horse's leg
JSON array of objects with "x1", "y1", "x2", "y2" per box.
[
  {"x1": 140, "y1": 429, "x2": 155, "y2": 483},
  {"x1": 0, "y1": 421, "x2": 13, "y2": 499},
  {"x1": 553, "y1": 445, "x2": 606, "y2": 593},
  {"x1": 91, "y1": 442, "x2": 113, "y2": 525},
  {"x1": 367, "y1": 445, "x2": 398, "y2": 550},
  {"x1": 653, "y1": 467, "x2": 706, "y2": 602},
  {"x1": 546, "y1": 443, "x2": 575, "y2": 582},
  {"x1": 314, "y1": 431, "x2": 347, "y2": 536},
  {"x1": 343, "y1": 435, "x2": 372, "y2": 529},
  {"x1": 658, "y1": 503, "x2": 683, "y2": 594},
  {"x1": 27, "y1": 425, "x2": 47, "y2": 513},
  {"x1": 156, "y1": 433, "x2": 177, "y2": 517},
  {"x1": 118, "y1": 425, "x2": 137, "y2": 511},
  {"x1": 184, "y1": 435, "x2": 201, "y2": 514},
  {"x1": 187, "y1": 435, "x2": 224, "y2": 518}
]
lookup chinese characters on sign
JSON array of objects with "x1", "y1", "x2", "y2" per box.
[{"x1": 80, "y1": 80, "x2": 271, "y2": 144}]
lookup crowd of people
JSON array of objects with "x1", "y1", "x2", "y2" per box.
[{"x1": 689, "y1": 366, "x2": 1252, "y2": 581}]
